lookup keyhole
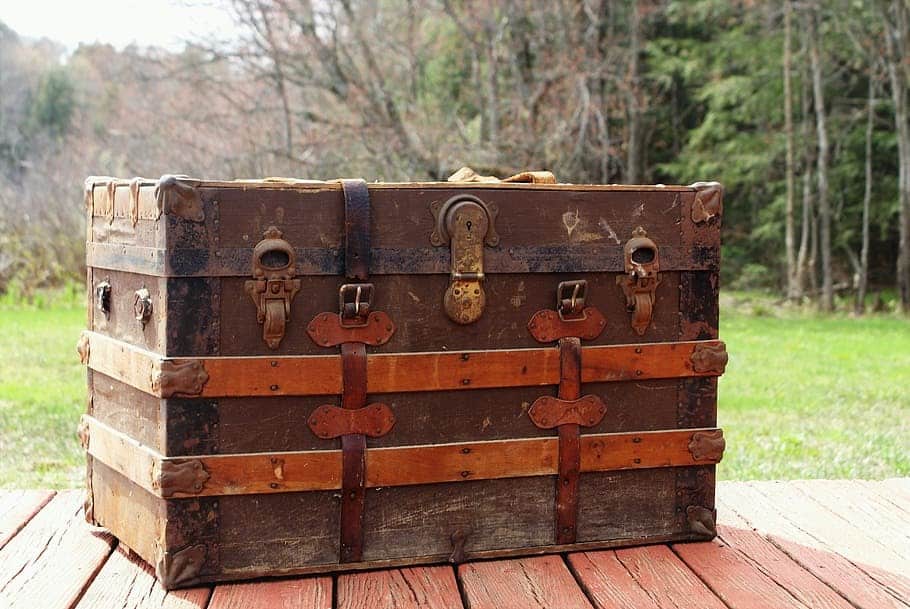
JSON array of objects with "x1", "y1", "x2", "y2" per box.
[{"x1": 466, "y1": 219, "x2": 473, "y2": 231}]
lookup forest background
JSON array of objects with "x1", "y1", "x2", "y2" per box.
[{"x1": 1, "y1": 0, "x2": 909, "y2": 313}]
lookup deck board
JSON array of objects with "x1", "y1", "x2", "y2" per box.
[
  {"x1": 0, "y1": 480, "x2": 907, "y2": 609},
  {"x1": 0, "y1": 489, "x2": 54, "y2": 550},
  {"x1": 0, "y1": 491, "x2": 114, "y2": 609},
  {"x1": 337, "y1": 566, "x2": 462, "y2": 609},
  {"x1": 719, "y1": 483, "x2": 909, "y2": 609}
]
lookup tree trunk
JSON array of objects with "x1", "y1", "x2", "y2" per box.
[
  {"x1": 626, "y1": 0, "x2": 642, "y2": 184},
  {"x1": 857, "y1": 76, "x2": 876, "y2": 315},
  {"x1": 784, "y1": 0, "x2": 798, "y2": 301},
  {"x1": 795, "y1": 15, "x2": 812, "y2": 300},
  {"x1": 884, "y1": 0, "x2": 910, "y2": 313},
  {"x1": 809, "y1": 5, "x2": 834, "y2": 312}
]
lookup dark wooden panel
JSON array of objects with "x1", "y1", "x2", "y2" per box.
[
  {"x1": 91, "y1": 372, "x2": 162, "y2": 451},
  {"x1": 218, "y1": 491, "x2": 341, "y2": 570},
  {"x1": 89, "y1": 270, "x2": 165, "y2": 353},
  {"x1": 576, "y1": 469, "x2": 680, "y2": 542},
  {"x1": 218, "y1": 273, "x2": 680, "y2": 356},
  {"x1": 205, "y1": 380, "x2": 677, "y2": 455},
  {"x1": 361, "y1": 477, "x2": 555, "y2": 561},
  {"x1": 165, "y1": 277, "x2": 220, "y2": 356}
]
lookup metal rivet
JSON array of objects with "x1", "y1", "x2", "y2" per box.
[
  {"x1": 633, "y1": 437, "x2": 642, "y2": 443},
  {"x1": 461, "y1": 447, "x2": 471, "y2": 454},
  {"x1": 462, "y1": 378, "x2": 470, "y2": 385},
  {"x1": 270, "y1": 360, "x2": 278, "y2": 367},
  {"x1": 635, "y1": 347, "x2": 642, "y2": 354},
  {"x1": 270, "y1": 384, "x2": 279, "y2": 391},
  {"x1": 461, "y1": 470, "x2": 470, "y2": 478},
  {"x1": 634, "y1": 458, "x2": 641, "y2": 464}
]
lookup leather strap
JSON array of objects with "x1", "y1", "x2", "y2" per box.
[
  {"x1": 342, "y1": 179, "x2": 371, "y2": 281},
  {"x1": 340, "y1": 342, "x2": 367, "y2": 562},
  {"x1": 555, "y1": 337, "x2": 581, "y2": 544}
]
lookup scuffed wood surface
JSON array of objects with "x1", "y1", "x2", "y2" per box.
[
  {"x1": 337, "y1": 566, "x2": 461, "y2": 609},
  {"x1": 0, "y1": 489, "x2": 54, "y2": 550},
  {"x1": 208, "y1": 577, "x2": 331, "y2": 609},
  {"x1": 1, "y1": 479, "x2": 909, "y2": 608},
  {"x1": 459, "y1": 556, "x2": 593, "y2": 609},
  {"x1": 0, "y1": 491, "x2": 114, "y2": 609}
]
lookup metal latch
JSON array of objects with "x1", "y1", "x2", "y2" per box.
[
  {"x1": 245, "y1": 226, "x2": 301, "y2": 349},
  {"x1": 339, "y1": 283, "x2": 372, "y2": 326},
  {"x1": 617, "y1": 227, "x2": 660, "y2": 335},
  {"x1": 430, "y1": 195, "x2": 499, "y2": 325}
]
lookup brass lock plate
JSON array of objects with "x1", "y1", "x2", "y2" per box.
[{"x1": 430, "y1": 195, "x2": 498, "y2": 325}]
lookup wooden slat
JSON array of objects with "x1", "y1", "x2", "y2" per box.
[
  {"x1": 0, "y1": 491, "x2": 114, "y2": 609},
  {"x1": 0, "y1": 490, "x2": 54, "y2": 550},
  {"x1": 793, "y1": 480, "x2": 910, "y2": 553},
  {"x1": 75, "y1": 546, "x2": 210, "y2": 608},
  {"x1": 83, "y1": 331, "x2": 724, "y2": 398},
  {"x1": 568, "y1": 546, "x2": 726, "y2": 609},
  {"x1": 715, "y1": 497, "x2": 856, "y2": 609},
  {"x1": 858, "y1": 480, "x2": 910, "y2": 516},
  {"x1": 672, "y1": 539, "x2": 813, "y2": 608},
  {"x1": 337, "y1": 566, "x2": 463, "y2": 609},
  {"x1": 208, "y1": 577, "x2": 331, "y2": 609},
  {"x1": 748, "y1": 481, "x2": 910, "y2": 601},
  {"x1": 84, "y1": 415, "x2": 721, "y2": 497},
  {"x1": 458, "y1": 555, "x2": 592, "y2": 609},
  {"x1": 719, "y1": 482, "x2": 909, "y2": 609}
]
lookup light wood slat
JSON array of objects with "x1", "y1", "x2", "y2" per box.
[
  {"x1": 856, "y1": 480, "x2": 910, "y2": 516},
  {"x1": 83, "y1": 415, "x2": 720, "y2": 498},
  {"x1": 75, "y1": 546, "x2": 210, "y2": 609},
  {"x1": 792, "y1": 480, "x2": 910, "y2": 554},
  {"x1": 337, "y1": 566, "x2": 463, "y2": 609},
  {"x1": 458, "y1": 556, "x2": 592, "y2": 609},
  {"x1": 719, "y1": 483, "x2": 909, "y2": 609},
  {"x1": 0, "y1": 491, "x2": 114, "y2": 609},
  {"x1": 715, "y1": 498, "x2": 856, "y2": 609},
  {"x1": 748, "y1": 481, "x2": 910, "y2": 601},
  {"x1": 82, "y1": 331, "x2": 724, "y2": 398},
  {"x1": 568, "y1": 546, "x2": 726, "y2": 609},
  {"x1": 208, "y1": 577, "x2": 331, "y2": 609},
  {"x1": 0, "y1": 490, "x2": 54, "y2": 550}
]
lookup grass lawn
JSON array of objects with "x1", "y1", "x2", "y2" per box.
[{"x1": 0, "y1": 292, "x2": 907, "y2": 487}]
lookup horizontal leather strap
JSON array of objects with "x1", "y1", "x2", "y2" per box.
[
  {"x1": 81, "y1": 415, "x2": 725, "y2": 499},
  {"x1": 80, "y1": 331, "x2": 728, "y2": 398}
]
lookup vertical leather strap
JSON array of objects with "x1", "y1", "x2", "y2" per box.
[
  {"x1": 340, "y1": 342, "x2": 367, "y2": 562},
  {"x1": 555, "y1": 337, "x2": 582, "y2": 544},
  {"x1": 342, "y1": 179, "x2": 371, "y2": 281}
]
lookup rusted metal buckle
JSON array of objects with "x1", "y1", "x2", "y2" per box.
[
  {"x1": 557, "y1": 280, "x2": 587, "y2": 320},
  {"x1": 339, "y1": 283, "x2": 373, "y2": 327}
]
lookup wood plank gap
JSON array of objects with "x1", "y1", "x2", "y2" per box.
[{"x1": 561, "y1": 553, "x2": 622, "y2": 609}]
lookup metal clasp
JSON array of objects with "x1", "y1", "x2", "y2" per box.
[
  {"x1": 430, "y1": 195, "x2": 498, "y2": 325},
  {"x1": 245, "y1": 226, "x2": 301, "y2": 349},
  {"x1": 617, "y1": 226, "x2": 661, "y2": 335},
  {"x1": 557, "y1": 280, "x2": 587, "y2": 320},
  {"x1": 339, "y1": 283, "x2": 373, "y2": 327}
]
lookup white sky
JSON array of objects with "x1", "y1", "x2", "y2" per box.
[{"x1": 0, "y1": 0, "x2": 237, "y2": 51}]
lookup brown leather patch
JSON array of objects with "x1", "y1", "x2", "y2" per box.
[
  {"x1": 527, "y1": 307, "x2": 606, "y2": 343},
  {"x1": 308, "y1": 403, "x2": 395, "y2": 439},
  {"x1": 528, "y1": 395, "x2": 607, "y2": 429},
  {"x1": 306, "y1": 311, "x2": 395, "y2": 347}
]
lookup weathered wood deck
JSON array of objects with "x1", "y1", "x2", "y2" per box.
[{"x1": 1, "y1": 479, "x2": 907, "y2": 608}]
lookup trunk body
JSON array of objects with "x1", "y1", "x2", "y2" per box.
[{"x1": 80, "y1": 175, "x2": 725, "y2": 589}]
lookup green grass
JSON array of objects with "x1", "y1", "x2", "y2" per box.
[{"x1": 0, "y1": 291, "x2": 907, "y2": 487}]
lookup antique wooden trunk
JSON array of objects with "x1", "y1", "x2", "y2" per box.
[{"x1": 77, "y1": 172, "x2": 727, "y2": 588}]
